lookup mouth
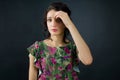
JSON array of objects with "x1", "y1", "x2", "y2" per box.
[{"x1": 52, "y1": 29, "x2": 58, "y2": 32}]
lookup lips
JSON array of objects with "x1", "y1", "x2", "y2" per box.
[{"x1": 52, "y1": 29, "x2": 58, "y2": 32}]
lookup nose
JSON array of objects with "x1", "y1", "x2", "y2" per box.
[{"x1": 51, "y1": 19, "x2": 57, "y2": 27}]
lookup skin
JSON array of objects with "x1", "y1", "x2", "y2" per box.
[
  {"x1": 29, "y1": 54, "x2": 38, "y2": 80},
  {"x1": 29, "y1": 9, "x2": 93, "y2": 80}
]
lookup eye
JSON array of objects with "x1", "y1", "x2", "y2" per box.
[
  {"x1": 56, "y1": 18, "x2": 62, "y2": 23},
  {"x1": 47, "y1": 18, "x2": 52, "y2": 22}
]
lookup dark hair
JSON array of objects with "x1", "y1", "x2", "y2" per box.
[{"x1": 43, "y1": 2, "x2": 71, "y2": 43}]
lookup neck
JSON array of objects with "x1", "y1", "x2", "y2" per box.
[{"x1": 49, "y1": 34, "x2": 65, "y2": 46}]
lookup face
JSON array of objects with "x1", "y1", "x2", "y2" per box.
[{"x1": 46, "y1": 10, "x2": 65, "y2": 36}]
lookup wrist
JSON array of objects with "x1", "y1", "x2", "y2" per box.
[{"x1": 66, "y1": 22, "x2": 75, "y2": 30}]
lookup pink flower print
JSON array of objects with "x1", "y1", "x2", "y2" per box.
[
  {"x1": 35, "y1": 60, "x2": 41, "y2": 68},
  {"x1": 72, "y1": 71, "x2": 79, "y2": 80},
  {"x1": 50, "y1": 57, "x2": 56, "y2": 64},
  {"x1": 44, "y1": 70, "x2": 51, "y2": 76},
  {"x1": 67, "y1": 63, "x2": 72, "y2": 71},
  {"x1": 41, "y1": 58, "x2": 46, "y2": 69},
  {"x1": 35, "y1": 43, "x2": 39, "y2": 49},
  {"x1": 72, "y1": 71, "x2": 77, "y2": 76},
  {"x1": 48, "y1": 47, "x2": 57, "y2": 55},
  {"x1": 63, "y1": 56, "x2": 71, "y2": 59},
  {"x1": 48, "y1": 66, "x2": 54, "y2": 72},
  {"x1": 58, "y1": 66, "x2": 63, "y2": 71},
  {"x1": 65, "y1": 77, "x2": 69, "y2": 80},
  {"x1": 64, "y1": 47, "x2": 70, "y2": 54},
  {"x1": 74, "y1": 77, "x2": 79, "y2": 80},
  {"x1": 39, "y1": 74, "x2": 46, "y2": 80},
  {"x1": 41, "y1": 57, "x2": 46, "y2": 63},
  {"x1": 55, "y1": 74, "x2": 62, "y2": 79},
  {"x1": 40, "y1": 50, "x2": 43, "y2": 54}
]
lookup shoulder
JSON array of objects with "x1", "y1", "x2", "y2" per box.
[
  {"x1": 43, "y1": 39, "x2": 50, "y2": 44},
  {"x1": 27, "y1": 40, "x2": 44, "y2": 57},
  {"x1": 27, "y1": 40, "x2": 44, "y2": 52}
]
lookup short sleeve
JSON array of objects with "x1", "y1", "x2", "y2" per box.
[
  {"x1": 27, "y1": 41, "x2": 39, "y2": 58},
  {"x1": 27, "y1": 41, "x2": 42, "y2": 70}
]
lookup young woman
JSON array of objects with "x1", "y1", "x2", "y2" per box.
[{"x1": 27, "y1": 2, "x2": 93, "y2": 80}]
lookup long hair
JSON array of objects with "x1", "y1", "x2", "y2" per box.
[{"x1": 43, "y1": 2, "x2": 71, "y2": 43}]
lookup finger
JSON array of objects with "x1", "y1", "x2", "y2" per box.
[
  {"x1": 55, "y1": 14, "x2": 63, "y2": 23},
  {"x1": 55, "y1": 13, "x2": 60, "y2": 19}
]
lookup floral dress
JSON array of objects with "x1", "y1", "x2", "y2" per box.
[{"x1": 27, "y1": 41, "x2": 80, "y2": 80}]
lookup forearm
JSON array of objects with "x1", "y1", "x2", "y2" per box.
[
  {"x1": 68, "y1": 22, "x2": 93, "y2": 65},
  {"x1": 29, "y1": 54, "x2": 38, "y2": 80},
  {"x1": 55, "y1": 11, "x2": 93, "y2": 65},
  {"x1": 29, "y1": 66, "x2": 38, "y2": 80}
]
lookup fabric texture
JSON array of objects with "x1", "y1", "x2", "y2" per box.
[{"x1": 27, "y1": 41, "x2": 80, "y2": 80}]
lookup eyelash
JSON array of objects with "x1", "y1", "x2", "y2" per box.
[
  {"x1": 47, "y1": 18, "x2": 62, "y2": 23},
  {"x1": 47, "y1": 19, "x2": 52, "y2": 22}
]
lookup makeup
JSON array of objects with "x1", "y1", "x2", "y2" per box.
[{"x1": 52, "y1": 29, "x2": 58, "y2": 32}]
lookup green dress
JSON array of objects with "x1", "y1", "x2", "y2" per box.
[{"x1": 27, "y1": 41, "x2": 80, "y2": 80}]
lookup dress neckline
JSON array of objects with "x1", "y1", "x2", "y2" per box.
[{"x1": 41, "y1": 40, "x2": 71, "y2": 48}]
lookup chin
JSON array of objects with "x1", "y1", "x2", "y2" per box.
[
  {"x1": 50, "y1": 31, "x2": 64, "y2": 36},
  {"x1": 50, "y1": 33, "x2": 62, "y2": 36}
]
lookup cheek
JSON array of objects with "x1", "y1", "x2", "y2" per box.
[
  {"x1": 59, "y1": 25, "x2": 65, "y2": 30},
  {"x1": 47, "y1": 22, "x2": 49, "y2": 27},
  {"x1": 47, "y1": 27, "x2": 51, "y2": 32},
  {"x1": 47, "y1": 23, "x2": 51, "y2": 29},
  {"x1": 58, "y1": 27, "x2": 65, "y2": 33}
]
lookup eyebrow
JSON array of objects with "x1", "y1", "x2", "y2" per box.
[
  {"x1": 47, "y1": 17, "x2": 54, "y2": 19},
  {"x1": 47, "y1": 17, "x2": 51, "y2": 18}
]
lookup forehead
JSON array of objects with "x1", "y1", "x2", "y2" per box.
[{"x1": 47, "y1": 10, "x2": 57, "y2": 18}]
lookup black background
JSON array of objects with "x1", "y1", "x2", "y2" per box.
[{"x1": 0, "y1": 0, "x2": 120, "y2": 80}]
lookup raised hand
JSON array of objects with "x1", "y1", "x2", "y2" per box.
[{"x1": 55, "y1": 11, "x2": 73, "y2": 29}]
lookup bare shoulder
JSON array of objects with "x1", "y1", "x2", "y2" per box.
[{"x1": 43, "y1": 39, "x2": 50, "y2": 44}]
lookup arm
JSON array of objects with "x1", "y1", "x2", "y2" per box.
[
  {"x1": 68, "y1": 22, "x2": 93, "y2": 65},
  {"x1": 28, "y1": 54, "x2": 38, "y2": 80},
  {"x1": 55, "y1": 11, "x2": 93, "y2": 65}
]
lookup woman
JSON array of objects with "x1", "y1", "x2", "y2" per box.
[{"x1": 27, "y1": 2, "x2": 93, "y2": 80}]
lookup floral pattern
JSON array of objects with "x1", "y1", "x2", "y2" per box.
[{"x1": 27, "y1": 41, "x2": 80, "y2": 80}]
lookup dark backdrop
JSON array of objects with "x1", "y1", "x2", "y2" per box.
[{"x1": 0, "y1": 0, "x2": 120, "y2": 80}]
